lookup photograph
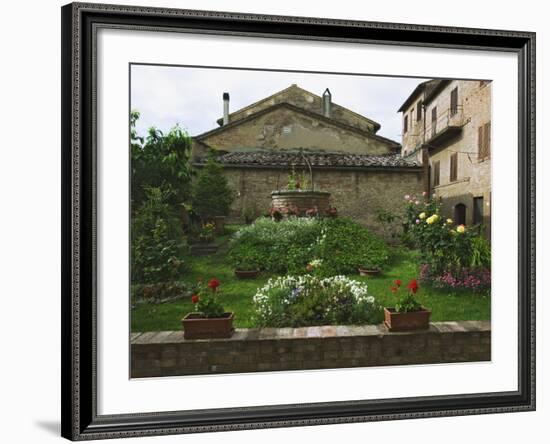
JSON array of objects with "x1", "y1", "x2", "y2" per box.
[{"x1": 129, "y1": 65, "x2": 492, "y2": 378}]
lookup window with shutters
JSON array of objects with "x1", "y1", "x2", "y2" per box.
[
  {"x1": 433, "y1": 160, "x2": 440, "y2": 187},
  {"x1": 450, "y1": 152, "x2": 458, "y2": 182},
  {"x1": 403, "y1": 114, "x2": 408, "y2": 134},
  {"x1": 478, "y1": 121, "x2": 491, "y2": 160},
  {"x1": 416, "y1": 101, "x2": 422, "y2": 121},
  {"x1": 450, "y1": 87, "x2": 458, "y2": 116}
]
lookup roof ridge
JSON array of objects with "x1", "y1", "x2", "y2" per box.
[{"x1": 217, "y1": 84, "x2": 381, "y2": 131}]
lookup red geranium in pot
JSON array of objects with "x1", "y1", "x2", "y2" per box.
[
  {"x1": 182, "y1": 278, "x2": 234, "y2": 339},
  {"x1": 384, "y1": 278, "x2": 431, "y2": 331}
]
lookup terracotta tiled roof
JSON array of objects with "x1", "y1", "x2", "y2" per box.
[{"x1": 198, "y1": 150, "x2": 420, "y2": 169}]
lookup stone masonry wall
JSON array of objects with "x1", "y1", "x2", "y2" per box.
[
  {"x1": 224, "y1": 166, "x2": 424, "y2": 239},
  {"x1": 131, "y1": 321, "x2": 490, "y2": 378}
]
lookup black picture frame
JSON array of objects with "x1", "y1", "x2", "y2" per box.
[{"x1": 61, "y1": 2, "x2": 536, "y2": 440}]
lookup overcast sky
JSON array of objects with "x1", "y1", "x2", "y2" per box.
[{"x1": 130, "y1": 65, "x2": 426, "y2": 142}]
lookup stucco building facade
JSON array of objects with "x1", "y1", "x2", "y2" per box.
[
  {"x1": 191, "y1": 84, "x2": 424, "y2": 237},
  {"x1": 399, "y1": 79, "x2": 492, "y2": 233}
]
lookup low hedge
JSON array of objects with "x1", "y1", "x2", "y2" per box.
[{"x1": 228, "y1": 217, "x2": 389, "y2": 275}]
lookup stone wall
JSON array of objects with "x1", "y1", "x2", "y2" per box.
[
  {"x1": 224, "y1": 166, "x2": 424, "y2": 239},
  {"x1": 131, "y1": 321, "x2": 491, "y2": 378},
  {"x1": 199, "y1": 106, "x2": 394, "y2": 155}
]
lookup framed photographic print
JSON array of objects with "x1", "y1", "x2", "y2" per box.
[{"x1": 61, "y1": 2, "x2": 536, "y2": 440}]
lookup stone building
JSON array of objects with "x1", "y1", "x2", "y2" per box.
[
  {"x1": 398, "y1": 79, "x2": 492, "y2": 233},
  {"x1": 192, "y1": 84, "x2": 424, "y2": 236}
]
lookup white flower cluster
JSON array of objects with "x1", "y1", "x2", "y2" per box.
[
  {"x1": 253, "y1": 274, "x2": 376, "y2": 322},
  {"x1": 232, "y1": 216, "x2": 319, "y2": 244}
]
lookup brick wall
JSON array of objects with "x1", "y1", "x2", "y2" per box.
[
  {"x1": 225, "y1": 167, "x2": 424, "y2": 239},
  {"x1": 131, "y1": 321, "x2": 491, "y2": 378}
]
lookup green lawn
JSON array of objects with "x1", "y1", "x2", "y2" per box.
[{"x1": 131, "y1": 227, "x2": 490, "y2": 332}]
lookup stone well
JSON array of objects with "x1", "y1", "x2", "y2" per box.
[{"x1": 270, "y1": 190, "x2": 331, "y2": 216}]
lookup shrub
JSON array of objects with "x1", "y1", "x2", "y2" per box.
[
  {"x1": 228, "y1": 217, "x2": 322, "y2": 274},
  {"x1": 253, "y1": 275, "x2": 383, "y2": 327},
  {"x1": 419, "y1": 264, "x2": 491, "y2": 294},
  {"x1": 228, "y1": 217, "x2": 389, "y2": 275},
  {"x1": 402, "y1": 194, "x2": 491, "y2": 273},
  {"x1": 131, "y1": 186, "x2": 186, "y2": 284},
  {"x1": 191, "y1": 157, "x2": 234, "y2": 221},
  {"x1": 315, "y1": 218, "x2": 390, "y2": 274},
  {"x1": 131, "y1": 281, "x2": 192, "y2": 304}
]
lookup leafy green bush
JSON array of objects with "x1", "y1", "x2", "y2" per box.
[
  {"x1": 131, "y1": 187, "x2": 187, "y2": 284},
  {"x1": 315, "y1": 218, "x2": 390, "y2": 274},
  {"x1": 131, "y1": 112, "x2": 193, "y2": 212},
  {"x1": 228, "y1": 217, "x2": 390, "y2": 275},
  {"x1": 191, "y1": 157, "x2": 234, "y2": 221},
  {"x1": 253, "y1": 275, "x2": 383, "y2": 327},
  {"x1": 228, "y1": 217, "x2": 322, "y2": 274}
]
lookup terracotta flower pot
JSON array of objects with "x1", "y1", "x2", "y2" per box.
[
  {"x1": 181, "y1": 312, "x2": 234, "y2": 339},
  {"x1": 234, "y1": 269, "x2": 260, "y2": 279},
  {"x1": 357, "y1": 267, "x2": 381, "y2": 277},
  {"x1": 383, "y1": 307, "x2": 431, "y2": 331}
]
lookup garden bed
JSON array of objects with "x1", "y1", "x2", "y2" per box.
[{"x1": 131, "y1": 243, "x2": 490, "y2": 332}]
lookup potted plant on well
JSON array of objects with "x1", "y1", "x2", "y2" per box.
[
  {"x1": 234, "y1": 257, "x2": 260, "y2": 279},
  {"x1": 384, "y1": 278, "x2": 431, "y2": 331},
  {"x1": 182, "y1": 278, "x2": 234, "y2": 339}
]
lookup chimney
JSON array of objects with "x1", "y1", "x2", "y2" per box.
[
  {"x1": 223, "y1": 92, "x2": 230, "y2": 125},
  {"x1": 322, "y1": 88, "x2": 332, "y2": 118}
]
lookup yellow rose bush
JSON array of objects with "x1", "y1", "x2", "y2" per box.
[{"x1": 402, "y1": 193, "x2": 491, "y2": 294}]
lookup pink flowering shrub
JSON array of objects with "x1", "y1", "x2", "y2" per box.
[{"x1": 419, "y1": 263, "x2": 490, "y2": 294}]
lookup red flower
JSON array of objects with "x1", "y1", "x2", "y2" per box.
[
  {"x1": 207, "y1": 278, "x2": 221, "y2": 291},
  {"x1": 394, "y1": 279, "x2": 402, "y2": 287},
  {"x1": 191, "y1": 294, "x2": 200, "y2": 304},
  {"x1": 390, "y1": 286, "x2": 398, "y2": 293},
  {"x1": 407, "y1": 279, "x2": 419, "y2": 294}
]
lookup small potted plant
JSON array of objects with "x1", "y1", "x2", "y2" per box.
[
  {"x1": 325, "y1": 206, "x2": 338, "y2": 218},
  {"x1": 182, "y1": 278, "x2": 234, "y2": 339},
  {"x1": 357, "y1": 260, "x2": 382, "y2": 277},
  {"x1": 384, "y1": 278, "x2": 431, "y2": 331},
  {"x1": 198, "y1": 222, "x2": 215, "y2": 243},
  {"x1": 234, "y1": 257, "x2": 260, "y2": 279}
]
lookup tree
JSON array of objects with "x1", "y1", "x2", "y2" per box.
[
  {"x1": 191, "y1": 156, "x2": 234, "y2": 221},
  {"x1": 130, "y1": 110, "x2": 193, "y2": 213},
  {"x1": 131, "y1": 186, "x2": 186, "y2": 284}
]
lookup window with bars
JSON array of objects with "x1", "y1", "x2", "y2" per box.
[
  {"x1": 450, "y1": 86, "x2": 458, "y2": 116},
  {"x1": 450, "y1": 152, "x2": 458, "y2": 182},
  {"x1": 433, "y1": 160, "x2": 440, "y2": 187},
  {"x1": 478, "y1": 121, "x2": 491, "y2": 159}
]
